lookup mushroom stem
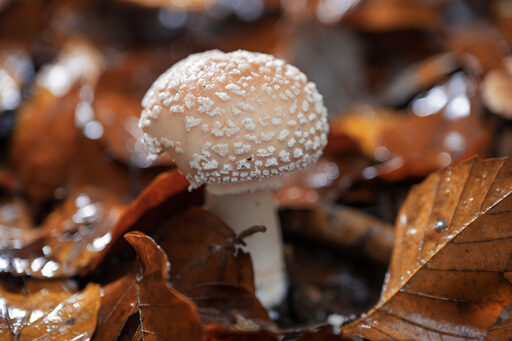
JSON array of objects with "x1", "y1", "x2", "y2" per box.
[{"x1": 204, "y1": 187, "x2": 287, "y2": 307}]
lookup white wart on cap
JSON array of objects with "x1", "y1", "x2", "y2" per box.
[{"x1": 139, "y1": 50, "x2": 329, "y2": 190}]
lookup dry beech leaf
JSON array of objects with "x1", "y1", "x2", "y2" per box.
[
  {"x1": 158, "y1": 208, "x2": 270, "y2": 327},
  {"x1": 0, "y1": 283, "x2": 100, "y2": 340},
  {"x1": 0, "y1": 170, "x2": 189, "y2": 278},
  {"x1": 342, "y1": 156, "x2": 512, "y2": 339},
  {"x1": 160, "y1": 207, "x2": 255, "y2": 293},
  {"x1": 96, "y1": 210, "x2": 269, "y2": 339},
  {"x1": 95, "y1": 231, "x2": 203, "y2": 341},
  {"x1": 280, "y1": 204, "x2": 394, "y2": 262}
]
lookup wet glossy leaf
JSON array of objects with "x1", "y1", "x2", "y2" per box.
[
  {"x1": 0, "y1": 170, "x2": 189, "y2": 278},
  {"x1": 0, "y1": 283, "x2": 100, "y2": 340},
  {"x1": 333, "y1": 73, "x2": 491, "y2": 181},
  {"x1": 343, "y1": 157, "x2": 512, "y2": 339},
  {"x1": 95, "y1": 231, "x2": 203, "y2": 341},
  {"x1": 0, "y1": 187, "x2": 124, "y2": 277}
]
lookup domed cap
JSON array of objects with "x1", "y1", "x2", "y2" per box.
[{"x1": 139, "y1": 50, "x2": 329, "y2": 191}]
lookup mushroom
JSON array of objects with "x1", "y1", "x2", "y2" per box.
[{"x1": 139, "y1": 50, "x2": 329, "y2": 306}]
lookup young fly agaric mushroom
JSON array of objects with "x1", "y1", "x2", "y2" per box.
[{"x1": 139, "y1": 50, "x2": 329, "y2": 306}]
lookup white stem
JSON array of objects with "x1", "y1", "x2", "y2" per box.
[{"x1": 204, "y1": 187, "x2": 287, "y2": 307}]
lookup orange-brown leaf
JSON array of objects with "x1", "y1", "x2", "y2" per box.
[
  {"x1": 0, "y1": 283, "x2": 100, "y2": 340},
  {"x1": 160, "y1": 207, "x2": 255, "y2": 294},
  {"x1": 95, "y1": 231, "x2": 203, "y2": 341},
  {"x1": 0, "y1": 170, "x2": 190, "y2": 278},
  {"x1": 343, "y1": 157, "x2": 512, "y2": 339}
]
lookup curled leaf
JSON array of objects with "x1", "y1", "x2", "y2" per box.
[
  {"x1": 343, "y1": 157, "x2": 512, "y2": 339},
  {"x1": 95, "y1": 231, "x2": 203, "y2": 341}
]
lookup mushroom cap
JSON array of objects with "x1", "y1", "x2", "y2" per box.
[{"x1": 139, "y1": 50, "x2": 329, "y2": 191}]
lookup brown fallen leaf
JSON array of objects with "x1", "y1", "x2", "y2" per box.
[
  {"x1": 91, "y1": 169, "x2": 192, "y2": 269},
  {"x1": 160, "y1": 207, "x2": 255, "y2": 293},
  {"x1": 95, "y1": 210, "x2": 271, "y2": 339},
  {"x1": 10, "y1": 40, "x2": 102, "y2": 201},
  {"x1": 280, "y1": 204, "x2": 394, "y2": 262},
  {"x1": 342, "y1": 156, "x2": 512, "y2": 339},
  {"x1": 10, "y1": 86, "x2": 80, "y2": 201},
  {"x1": 156, "y1": 208, "x2": 270, "y2": 327},
  {"x1": 0, "y1": 186, "x2": 125, "y2": 277},
  {"x1": 0, "y1": 282, "x2": 100, "y2": 340},
  {"x1": 95, "y1": 231, "x2": 203, "y2": 340},
  {"x1": 333, "y1": 72, "x2": 491, "y2": 181},
  {"x1": 125, "y1": 231, "x2": 204, "y2": 340},
  {"x1": 0, "y1": 170, "x2": 190, "y2": 278}
]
